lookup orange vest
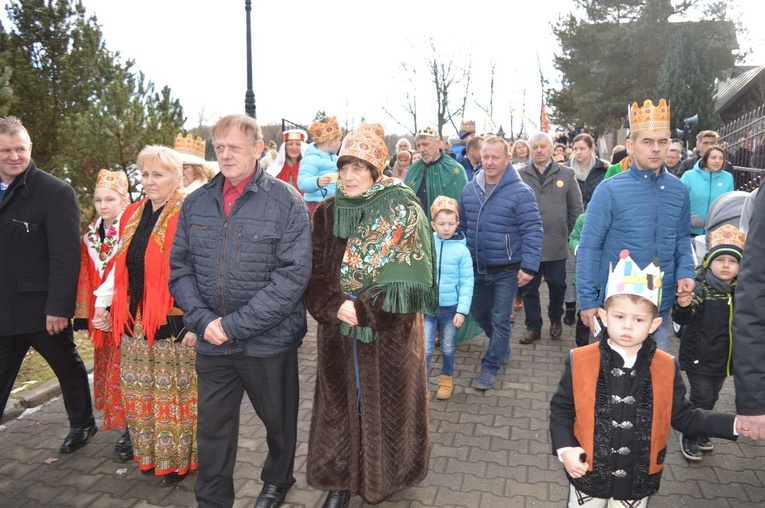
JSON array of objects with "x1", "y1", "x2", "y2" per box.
[{"x1": 571, "y1": 343, "x2": 675, "y2": 475}]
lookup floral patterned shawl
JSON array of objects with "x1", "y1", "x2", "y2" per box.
[{"x1": 334, "y1": 176, "x2": 437, "y2": 342}]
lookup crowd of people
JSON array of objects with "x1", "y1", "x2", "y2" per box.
[{"x1": 0, "y1": 97, "x2": 764, "y2": 508}]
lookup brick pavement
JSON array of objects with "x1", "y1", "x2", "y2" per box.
[{"x1": 1, "y1": 307, "x2": 764, "y2": 507}]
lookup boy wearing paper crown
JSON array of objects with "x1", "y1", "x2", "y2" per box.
[
  {"x1": 551, "y1": 250, "x2": 739, "y2": 506},
  {"x1": 673, "y1": 224, "x2": 745, "y2": 461},
  {"x1": 576, "y1": 99, "x2": 696, "y2": 352},
  {"x1": 298, "y1": 116, "x2": 342, "y2": 216}
]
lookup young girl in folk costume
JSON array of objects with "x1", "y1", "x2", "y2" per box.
[
  {"x1": 74, "y1": 169, "x2": 131, "y2": 458},
  {"x1": 267, "y1": 128, "x2": 308, "y2": 194}
]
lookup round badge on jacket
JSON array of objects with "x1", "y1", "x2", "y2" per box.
[{"x1": 556, "y1": 180, "x2": 564, "y2": 188}]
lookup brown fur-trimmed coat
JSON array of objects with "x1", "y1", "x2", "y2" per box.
[{"x1": 304, "y1": 198, "x2": 430, "y2": 505}]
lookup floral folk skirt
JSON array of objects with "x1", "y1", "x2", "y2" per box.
[
  {"x1": 120, "y1": 334, "x2": 198, "y2": 476},
  {"x1": 93, "y1": 338, "x2": 125, "y2": 430}
]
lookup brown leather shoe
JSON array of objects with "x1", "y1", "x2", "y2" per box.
[
  {"x1": 519, "y1": 330, "x2": 540, "y2": 344},
  {"x1": 550, "y1": 322, "x2": 563, "y2": 340}
]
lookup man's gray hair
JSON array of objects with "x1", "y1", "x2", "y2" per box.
[{"x1": 528, "y1": 132, "x2": 553, "y2": 146}]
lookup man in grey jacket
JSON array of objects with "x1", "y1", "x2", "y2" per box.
[
  {"x1": 518, "y1": 132, "x2": 583, "y2": 344},
  {"x1": 170, "y1": 114, "x2": 312, "y2": 508}
]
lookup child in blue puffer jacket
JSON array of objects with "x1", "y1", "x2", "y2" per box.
[
  {"x1": 425, "y1": 196, "x2": 474, "y2": 400},
  {"x1": 298, "y1": 116, "x2": 343, "y2": 216}
]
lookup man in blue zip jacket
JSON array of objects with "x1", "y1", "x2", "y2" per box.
[
  {"x1": 576, "y1": 99, "x2": 695, "y2": 351},
  {"x1": 458, "y1": 135, "x2": 543, "y2": 390}
]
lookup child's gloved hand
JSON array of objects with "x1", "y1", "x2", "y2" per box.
[
  {"x1": 676, "y1": 294, "x2": 693, "y2": 307},
  {"x1": 562, "y1": 447, "x2": 588, "y2": 478}
]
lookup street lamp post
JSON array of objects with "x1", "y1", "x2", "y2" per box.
[{"x1": 244, "y1": 0, "x2": 256, "y2": 118}]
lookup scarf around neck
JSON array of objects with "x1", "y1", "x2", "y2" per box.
[
  {"x1": 110, "y1": 191, "x2": 184, "y2": 346},
  {"x1": 334, "y1": 176, "x2": 437, "y2": 342},
  {"x1": 571, "y1": 154, "x2": 596, "y2": 182}
]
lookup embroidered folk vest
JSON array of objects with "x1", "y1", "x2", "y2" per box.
[{"x1": 571, "y1": 343, "x2": 675, "y2": 474}]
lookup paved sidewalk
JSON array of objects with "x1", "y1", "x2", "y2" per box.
[{"x1": 1, "y1": 309, "x2": 764, "y2": 507}]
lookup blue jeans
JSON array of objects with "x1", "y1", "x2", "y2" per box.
[
  {"x1": 523, "y1": 259, "x2": 567, "y2": 332},
  {"x1": 653, "y1": 309, "x2": 671, "y2": 351},
  {"x1": 424, "y1": 305, "x2": 457, "y2": 376},
  {"x1": 471, "y1": 270, "x2": 518, "y2": 375}
]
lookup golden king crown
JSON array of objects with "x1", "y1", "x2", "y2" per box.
[
  {"x1": 174, "y1": 133, "x2": 206, "y2": 159},
  {"x1": 708, "y1": 224, "x2": 746, "y2": 251},
  {"x1": 95, "y1": 168, "x2": 129, "y2": 199},
  {"x1": 628, "y1": 99, "x2": 671, "y2": 133},
  {"x1": 605, "y1": 249, "x2": 663, "y2": 309}
]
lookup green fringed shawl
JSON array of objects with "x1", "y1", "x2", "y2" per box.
[
  {"x1": 402, "y1": 153, "x2": 468, "y2": 220},
  {"x1": 334, "y1": 177, "x2": 438, "y2": 342}
]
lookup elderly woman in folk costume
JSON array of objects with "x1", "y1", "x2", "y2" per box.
[
  {"x1": 74, "y1": 169, "x2": 131, "y2": 458},
  {"x1": 267, "y1": 128, "x2": 308, "y2": 194},
  {"x1": 173, "y1": 133, "x2": 216, "y2": 195},
  {"x1": 92, "y1": 146, "x2": 196, "y2": 487},
  {"x1": 304, "y1": 122, "x2": 436, "y2": 507}
]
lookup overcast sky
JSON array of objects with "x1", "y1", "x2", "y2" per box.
[{"x1": 5, "y1": 0, "x2": 764, "y2": 137}]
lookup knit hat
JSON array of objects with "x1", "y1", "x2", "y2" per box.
[
  {"x1": 706, "y1": 224, "x2": 745, "y2": 264},
  {"x1": 430, "y1": 195, "x2": 459, "y2": 220},
  {"x1": 95, "y1": 168, "x2": 129, "y2": 200},
  {"x1": 337, "y1": 122, "x2": 388, "y2": 173},
  {"x1": 173, "y1": 133, "x2": 208, "y2": 166},
  {"x1": 308, "y1": 116, "x2": 341, "y2": 144}
]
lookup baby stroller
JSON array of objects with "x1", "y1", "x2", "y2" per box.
[{"x1": 676, "y1": 191, "x2": 749, "y2": 337}]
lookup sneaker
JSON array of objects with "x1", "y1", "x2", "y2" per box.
[
  {"x1": 681, "y1": 436, "x2": 702, "y2": 461},
  {"x1": 474, "y1": 372, "x2": 497, "y2": 391},
  {"x1": 697, "y1": 437, "x2": 714, "y2": 452}
]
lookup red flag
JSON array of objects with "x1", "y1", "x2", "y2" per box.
[{"x1": 541, "y1": 101, "x2": 551, "y2": 133}]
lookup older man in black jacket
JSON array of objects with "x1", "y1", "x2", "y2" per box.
[
  {"x1": 170, "y1": 114, "x2": 312, "y2": 508},
  {"x1": 0, "y1": 116, "x2": 95, "y2": 452}
]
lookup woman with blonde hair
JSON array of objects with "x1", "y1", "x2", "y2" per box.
[
  {"x1": 173, "y1": 133, "x2": 215, "y2": 195},
  {"x1": 93, "y1": 145, "x2": 196, "y2": 486}
]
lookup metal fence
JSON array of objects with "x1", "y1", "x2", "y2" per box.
[{"x1": 718, "y1": 105, "x2": 765, "y2": 191}]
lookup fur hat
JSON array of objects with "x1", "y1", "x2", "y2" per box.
[
  {"x1": 173, "y1": 133, "x2": 208, "y2": 166},
  {"x1": 706, "y1": 224, "x2": 745, "y2": 264},
  {"x1": 430, "y1": 195, "x2": 459, "y2": 220},
  {"x1": 308, "y1": 116, "x2": 341, "y2": 144},
  {"x1": 337, "y1": 122, "x2": 388, "y2": 173},
  {"x1": 96, "y1": 168, "x2": 129, "y2": 200}
]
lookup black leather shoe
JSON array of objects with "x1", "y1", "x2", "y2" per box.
[
  {"x1": 114, "y1": 429, "x2": 130, "y2": 450},
  {"x1": 254, "y1": 483, "x2": 290, "y2": 508},
  {"x1": 115, "y1": 430, "x2": 133, "y2": 460},
  {"x1": 681, "y1": 436, "x2": 702, "y2": 461},
  {"x1": 59, "y1": 424, "x2": 98, "y2": 453},
  {"x1": 322, "y1": 490, "x2": 351, "y2": 508},
  {"x1": 162, "y1": 472, "x2": 187, "y2": 487}
]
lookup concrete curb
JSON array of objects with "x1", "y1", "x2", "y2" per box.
[{"x1": 1, "y1": 360, "x2": 94, "y2": 425}]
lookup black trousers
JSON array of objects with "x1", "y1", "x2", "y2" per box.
[
  {"x1": 684, "y1": 372, "x2": 726, "y2": 439},
  {"x1": 0, "y1": 327, "x2": 94, "y2": 428},
  {"x1": 195, "y1": 349, "x2": 299, "y2": 508}
]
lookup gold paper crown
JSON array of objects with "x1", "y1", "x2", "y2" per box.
[
  {"x1": 430, "y1": 195, "x2": 459, "y2": 220},
  {"x1": 337, "y1": 122, "x2": 388, "y2": 173},
  {"x1": 707, "y1": 224, "x2": 745, "y2": 260},
  {"x1": 628, "y1": 99, "x2": 671, "y2": 133},
  {"x1": 283, "y1": 129, "x2": 308, "y2": 142},
  {"x1": 95, "y1": 168, "x2": 129, "y2": 200},
  {"x1": 308, "y1": 116, "x2": 341, "y2": 144},
  {"x1": 174, "y1": 133, "x2": 206, "y2": 159},
  {"x1": 459, "y1": 120, "x2": 476, "y2": 133},
  {"x1": 605, "y1": 249, "x2": 663, "y2": 309},
  {"x1": 416, "y1": 126, "x2": 439, "y2": 139}
]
